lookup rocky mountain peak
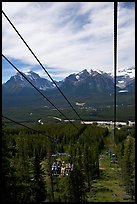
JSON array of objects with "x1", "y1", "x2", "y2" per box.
[
  {"x1": 4, "y1": 71, "x2": 54, "y2": 90},
  {"x1": 3, "y1": 66, "x2": 135, "y2": 94}
]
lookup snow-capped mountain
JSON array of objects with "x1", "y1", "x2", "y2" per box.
[
  {"x1": 116, "y1": 66, "x2": 135, "y2": 89},
  {"x1": 107, "y1": 66, "x2": 135, "y2": 89},
  {"x1": 59, "y1": 69, "x2": 114, "y2": 95},
  {"x1": 108, "y1": 66, "x2": 135, "y2": 78},
  {"x1": 2, "y1": 67, "x2": 135, "y2": 111},
  {"x1": 3, "y1": 66, "x2": 135, "y2": 95},
  {"x1": 117, "y1": 66, "x2": 135, "y2": 78},
  {"x1": 3, "y1": 71, "x2": 54, "y2": 91}
]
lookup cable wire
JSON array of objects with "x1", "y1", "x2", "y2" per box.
[
  {"x1": 114, "y1": 2, "x2": 117, "y2": 136},
  {"x1": 2, "y1": 10, "x2": 85, "y2": 124},
  {"x1": 2, "y1": 54, "x2": 79, "y2": 131},
  {"x1": 2, "y1": 115, "x2": 41, "y2": 134},
  {"x1": 2, "y1": 114, "x2": 56, "y2": 142}
]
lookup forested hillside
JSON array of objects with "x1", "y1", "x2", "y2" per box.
[{"x1": 2, "y1": 123, "x2": 135, "y2": 202}]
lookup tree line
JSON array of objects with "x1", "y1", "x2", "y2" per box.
[
  {"x1": 114, "y1": 126, "x2": 135, "y2": 200},
  {"x1": 2, "y1": 122, "x2": 134, "y2": 202}
]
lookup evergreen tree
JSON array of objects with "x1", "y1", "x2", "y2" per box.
[
  {"x1": 122, "y1": 136, "x2": 135, "y2": 199},
  {"x1": 66, "y1": 165, "x2": 86, "y2": 202},
  {"x1": 32, "y1": 150, "x2": 47, "y2": 202},
  {"x1": 2, "y1": 127, "x2": 20, "y2": 202},
  {"x1": 83, "y1": 145, "x2": 91, "y2": 191}
]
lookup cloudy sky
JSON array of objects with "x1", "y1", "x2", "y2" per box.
[{"x1": 2, "y1": 2, "x2": 135, "y2": 83}]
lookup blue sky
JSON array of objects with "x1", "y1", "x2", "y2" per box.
[{"x1": 2, "y1": 2, "x2": 135, "y2": 83}]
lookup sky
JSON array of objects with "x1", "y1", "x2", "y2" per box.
[{"x1": 2, "y1": 2, "x2": 135, "y2": 83}]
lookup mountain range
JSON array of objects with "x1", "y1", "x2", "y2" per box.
[
  {"x1": 2, "y1": 66, "x2": 135, "y2": 109},
  {"x1": 3, "y1": 66, "x2": 135, "y2": 93}
]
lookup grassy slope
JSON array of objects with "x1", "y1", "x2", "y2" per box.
[
  {"x1": 87, "y1": 152, "x2": 132, "y2": 202},
  {"x1": 87, "y1": 132, "x2": 134, "y2": 202}
]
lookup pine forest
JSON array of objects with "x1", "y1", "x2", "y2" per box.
[{"x1": 2, "y1": 122, "x2": 135, "y2": 202}]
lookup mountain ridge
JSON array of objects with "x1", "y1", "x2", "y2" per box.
[
  {"x1": 2, "y1": 67, "x2": 135, "y2": 121},
  {"x1": 3, "y1": 67, "x2": 135, "y2": 94}
]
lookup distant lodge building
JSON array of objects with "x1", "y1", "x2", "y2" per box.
[{"x1": 81, "y1": 120, "x2": 135, "y2": 127}]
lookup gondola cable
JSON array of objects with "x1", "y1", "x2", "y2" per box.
[
  {"x1": 2, "y1": 10, "x2": 85, "y2": 125},
  {"x1": 2, "y1": 54, "x2": 79, "y2": 131},
  {"x1": 114, "y1": 2, "x2": 117, "y2": 141}
]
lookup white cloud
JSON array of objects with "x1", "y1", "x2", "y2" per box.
[
  {"x1": 2, "y1": 2, "x2": 135, "y2": 81},
  {"x1": 117, "y1": 4, "x2": 135, "y2": 68}
]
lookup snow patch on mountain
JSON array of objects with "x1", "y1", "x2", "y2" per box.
[
  {"x1": 20, "y1": 75, "x2": 24, "y2": 81},
  {"x1": 14, "y1": 76, "x2": 17, "y2": 81},
  {"x1": 79, "y1": 69, "x2": 87, "y2": 75},
  {"x1": 92, "y1": 72, "x2": 98, "y2": 77},
  {"x1": 39, "y1": 86, "x2": 48, "y2": 90},
  {"x1": 108, "y1": 66, "x2": 135, "y2": 79},
  {"x1": 76, "y1": 75, "x2": 80, "y2": 80},
  {"x1": 24, "y1": 72, "x2": 30, "y2": 76},
  {"x1": 96, "y1": 69, "x2": 104, "y2": 74},
  {"x1": 107, "y1": 66, "x2": 135, "y2": 89}
]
